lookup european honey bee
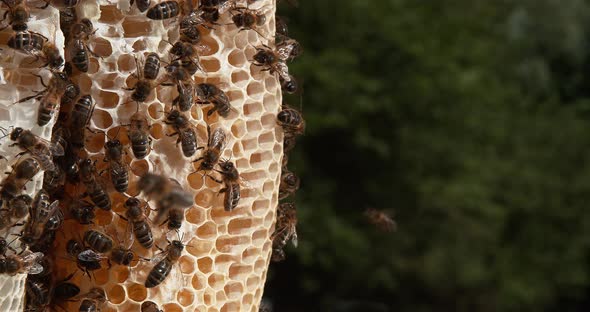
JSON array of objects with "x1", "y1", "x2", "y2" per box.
[
  {"x1": 20, "y1": 189, "x2": 60, "y2": 246},
  {"x1": 44, "y1": 203, "x2": 64, "y2": 231},
  {"x1": 199, "y1": 0, "x2": 234, "y2": 14},
  {"x1": 275, "y1": 15, "x2": 289, "y2": 38},
  {"x1": 8, "y1": 127, "x2": 65, "y2": 170},
  {"x1": 279, "y1": 74, "x2": 298, "y2": 94},
  {"x1": 59, "y1": 7, "x2": 77, "y2": 42},
  {"x1": 277, "y1": 105, "x2": 305, "y2": 136},
  {"x1": 79, "y1": 158, "x2": 111, "y2": 211},
  {"x1": 68, "y1": 18, "x2": 98, "y2": 72},
  {"x1": 68, "y1": 198, "x2": 96, "y2": 225},
  {"x1": 251, "y1": 43, "x2": 294, "y2": 82},
  {"x1": 122, "y1": 197, "x2": 154, "y2": 249},
  {"x1": 278, "y1": 169, "x2": 300, "y2": 200},
  {"x1": 68, "y1": 94, "x2": 94, "y2": 148},
  {"x1": 83, "y1": 229, "x2": 113, "y2": 254},
  {"x1": 8, "y1": 193, "x2": 32, "y2": 220},
  {"x1": 142, "y1": 301, "x2": 162, "y2": 312},
  {"x1": 214, "y1": 160, "x2": 241, "y2": 211},
  {"x1": 125, "y1": 56, "x2": 155, "y2": 103},
  {"x1": 66, "y1": 239, "x2": 103, "y2": 277},
  {"x1": 193, "y1": 125, "x2": 225, "y2": 173},
  {"x1": 146, "y1": 0, "x2": 180, "y2": 20},
  {"x1": 127, "y1": 111, "x2": 152, "y2": 159},
  {"x1": 53, "y1": 272, "x2": 80, "y2": 302},
  {"x1": 195, "y1": 83, "x2": 232, "y2": 118},
  {"x1": 172, "y1": 81, "x2": 195, "y2": 112},
  {"x1": 0, "y1": 250, "x2": 44, "y2": 275},
  {"x1": 145, "y1": 239, "x2": 184, "y2": 288},
  {"x1": 109, "y1": 239, "x2": 136, "y2": 267},
  {"x1": 164, "y1": 109, "x2": 199, "y2": 157},
  {"x1": 283, "y1": 133, "x2": 297, "y2": 153},
  {"x1": 7, "y1": 31, "x2": 64, "y2": 69},
  {"x1": 138, "y1": 173, "x2": 193, "y2": 226},
  {"x1": 78, "y1": 288, "x2": 106, "y2": 312},
  {"x1": 60, "y1": 76, "x2": 80, "y2": 106},
  {"x1": 0, "y1": 157, "x2": 40, "y2": 201},
  {"x1": 25, "y1": 279, "x2": 51, "y2": 309},
  {"x1": 271, "y1": 202, "x2": 298, "y2": 261},
  {"x1": 28, "y1": 228, "x2": 56, "y2": 254},
  {"x1": 131, "y1": 0, "x2": 150, "y2": 12},
  {"x1": 14, "y1": 71, "x2": 71, "y2": 126},
  {"x1": 43, "y1": 164, "x2": 65, "y2": 198},
  {"x1": 144, "y1": 52, "x2": 161, "y2": 80},
  {"x1": 0, "y1": 0, "x2": 30, "y2": 31},
  {"x1": 103, "y1": 136, "x2": 129, "y2": 193},
  {"x1": 229, "y1": 6, "x2": 267, "y2": 36},
  {"x1": 276, "y1": 37, "x2": 302, "y2": 61},
  {"x1": 364, "y1": 208, "x2": 396, "y2": 232}
]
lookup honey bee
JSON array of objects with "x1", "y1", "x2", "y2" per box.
[
  {"x1": 283, "y1": 132, "x2": 297, "y2": 153},
  {"x1": 125, "y1": 56, "x2": 155, "y2": 103},
  {"x1": 172, "y1": 81, "x2": 195, "y2": 112},
  {"x1": 138, "y1": 173, "x2": 193, "y2": 226},
  {"x1": 166, "y1": 207, "x2": 185, "y2": 230},
  {"x1": 144, "y1": 52, "x2": 161, "y2": 80},
  {"x1": 251, "y1": 43, "x2": 294, "y2": 81},
  {"x1": 66, "y1": 239, "x2": 103, "y2": 276},
  {"x1": 103, "y1": 136, "x2": 129, "y2": 193},
  {"x1": 0, "y1": 157, "x2": 40, "y2": 201},
  {"x1": 122, "y1": 197, "x2": 154, "y2": 249},
  {"x1": 109, "y1": 239, "x2": 136, "y2": 266},
  {"x1": 214, "y1": 160, "x2": 241, "y2": 211},
  {"x1": 14, "y1": 71, "x2": 71, "y2": 126},
  {"x1": 146, "y1": 0, "x2": 180, "y2": 20},
  {"x1": 28, "y1": 228, "x2": 56, "y2": 254},
  {"x1": 8, "y1": 193, "x2": 32, "y2": 220},
  {"x1": 199, "y1": 0, "x2": 234, "y2": 14},
  {"x1": 68, "y1": 94, "x2": 94, "y2": 148},
  {"x1": 145, "y1": 239, "x2": 184, "y2": 288},
  {"x1": 195, "y1": 83, "x2": 232, "y2": 118},
  {"x1": 53, "y1": 272, "x2": 80, "y2": 301},
  {"x1": 0, "y1": 0, "x2": 30, "y2": 31},
  {"x1": 277, "y1": 105, "x2": 305, "y2": 136},
  {"x1": 364, "y1": 208, "x2": 396, "y2": 232},
  {"x1": 44, "y1": 204, "x2": 63, "y2": 231},
  {"x1": 59, "y1": 7, "x2": 77, "y2": 42},
  {"x1": 142, "y1": 301, "x2": 162, "y2": 312},
  {"x1": 7, "y1": 32, "x2": 64, "y2": 68},
  {"x1": 43, "y1": 164, "x2": 65, "y2": 198},
  {"x1": 83, "y1": 229, "x2": 113, "y2": 254},
  {"x1": 279, "y1": 74, "x2": 298, "y2": 94},
  {"x1": 277, "y1": 37, "x2": 302, "y2": 61},
  {"x1": 8, "y1": 127, "x2": 65, "y2": 170},
  {"x1": 20, "y1": 189, "x2": 60, "y2": 246},
  {"x1": 127, "y1": 111, "x2": 152, "y2": 159},
  {"x1": 40, "y1": 42, "x2": 64, "y2": 69},
  {"x1": 278, "y1": 169, "x2": 300, "y2": 200},
  {"x1": 131, "y1": 0, "x2": 150, "y2": 12},
  {"x1": 164, "y1": 109, "x2": 199, "y2": 157},
  {"x1": 271, "y1": 202, "x2": 298, "y2": 261},
  {"x1": 229, "y1": 6, "x2": 267, "y2": 36},
  {"x1": 25, "y1": 279, "x2": 51, "y2": 309},
  {"x1": 193, "y1": 125, "x2": 225, "y2": 173},
  {"x1": 79, "y1": 158, "x2": 111, "y2": 211},
  {"x1": 67, "y1": 18, "x2": 98, "y2": 72},
  {"x1": 0, "y1": 251, "x2": 44, "y2": 275},
  {"x1": 60, "y1": 76, "x2": 80, "y2": 106},
  {"x1": 68, "y1": 198, "x2": 96, "y2": 225},
  {"x1": 275, "y1": 15, "x2": 289, "y2": 38},
  {"x1": 78, "y1": 288, "x2": 106, "y2": 312}
]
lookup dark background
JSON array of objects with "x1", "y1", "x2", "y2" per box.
[{"x1": 264, "y1": 1, "x2": 590, "y2": 311}]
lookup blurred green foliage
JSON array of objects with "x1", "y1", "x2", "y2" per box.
[{"x1": 265, "y1": 1, "x2": 590, "y2": 311}]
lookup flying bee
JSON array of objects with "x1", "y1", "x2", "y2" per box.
[
  {"x1": 229, "y1": 6, "x2": 267, "y2": 37},
  {"x1": 277, "y1": 105, "x2": 305, "y2": 136},
  {"x1": 125, "y1": 56, "x2": 155, "y2": 103},
  {"x1": 103, "y1": 136, "x2": 129, "y2": 193},
  {"x1": 78, "y1": 288, "x2": 107, "y2": 312},
  {"x1": 67, "y1": 18, "x2": 98, "y2": 72},
  {"x1": 195, "y1": 83, "x2": 232, "y2": 118},
  {"x1": 79, "y1": 158, "x2": 111, "y2": 211},
  {"x1": 142, "y1": 301, "x2": 162, "y2": 312},
  {"x1": 144, "y1": 239, "x2": 185, "y2": 288},
  {"x1": 126, "y1": 111, "x2": 152, "y2": 159},
  {"x1": 8, "y1": 127, "x2": 65, "y2": 170},
  {"x1": 131, "y1": 0, "x2": 150, "y2": 12},
  {"x1": 144, "y1": 52, "x2": 161, "y2": 80},
  {"x1": 172, "y1": 81, "x2": 195, "y2": 112},
  {"x1": 0, "y1": 251, "x2": 44, "y2": 275},
  {"x1": 193, "y1": 125, "x2": 225, "y2": 173},
  {"x1": 66, "y1": 239, "x2": 103, "y2": 277},
  {"x1": 278, "y1": 169, "x2": 300, "y2": 200},
  {"x1": 122, "y1": 197, "x2": 154, "y2": 249},
  {"x1": 20, "y1": 189, "x2": 60, "y2": 246},
  {"x1": 214, "y1": 160, "x2": 242, "y2": 212},
  {"x1": 83, "y1": 230, "x2": 113, "y2": 254},
  {"x1": 69, "y1": 198, "x2": 96, "y2": 225},
  {"x1": 0, "y1": 157, "x2": 40, "y2": 201},
  {"x1": 0, "y1": 0, "x2": 30, "y2": 31},
  {"x1": 271, "y1": 202, "x2": 298, "y2": 261},
  {"x1": 364, "y1": 208, "x2": 396, "y2": 232},
  {"x1": 14, "y1": 71, "x2": 71, "y2": 126},
  {"x1": 137, "y1": 173, "x2": 193, "y2": 225},
  {"x1": 164, "y1": 109, "x2": 199, "y2": 157},
  {"x1": 146, "y1": 0, "x2": 180, "y2": 20}
]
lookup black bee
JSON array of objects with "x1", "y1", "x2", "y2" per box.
[
  {"x1": 66, "y1": 239, "x2": 103, "y2": 277},
  {"x1": 277, "y1": 105, "x2": 305, "y2": 136},
  {"x1": 127, "y1": 111, "x2": 152, "y2": 159},
  {"x1": 122, "y1": 197, "x2": 154, "y2": 249},
  {"x1": 14, "y1": 71, "x2": 71, "y2": 126},
  {"x1": 125, "y1": 56, "x2": 155, "y2": 103},
  {"x1": 110, "y1": 244, "x2": 135, "y2": 266},
  {"x1": 195, "y1": 83, "x2": 232, "y2": 118},
  {"x1": 83, "y1": 230, "x2": 114, "y2": 254},
  {"x1": 59, "y1": 7, "x2": 77, "y2": 42},
  {"x1": 0, "y1": 0, "x2": 30, "y2": 31},
  {"x1": 67, "y1": 18, "x2": 98, "y2": 72},
  {"x1": 144, "y1": 52, "x2": 161, "y2": 80},
  {"x1": 279, "y1": 74, "x2": 298, "y2": 94},
  {"x1": 146, "y1": 1, "x2": 180, "y2": 20},
  {"x1": 229, "y1": 6, "x2": 266, "y2": 36},
  {"x1": 20, "y1": 190, "x2": 60, "y2": 246},
  {"x1": 25, "y1": 279, "x2": 51, "y2": 309},
  {"x1": 0, "y1": 157, "x2": 40, "y2": 201},
  {"x1": 145, "y1": 240, "x2": 184, "y2": 288},
  {"x1": 0, "y1": 251, "x2": 44, "y2": 275},
  {"x1": 164, "y1": 109, "x2": 199, "y2": 157},
  {"x1": 53, "y1": 273, "x2": 80, "y2": 301},
  {"x1": 7, "y1": 31, "x2": 45, "y2": 54},
  {"x1": 79, "y1": 158, "x2": 111, "y2": 211},
  {"x1": 8, "y1": 127, "x2": 65, "y2": 171},
  {"x1": 193, "y1": 125, "x2": 226, "y2": 173},
  {"x1": 142, "y1": 301, "x2": 162, "y2": 312},
  {"x1": 279, "y1": 169, "x2": 300, "y2": 200},
  {"x1": 69, "y1": 95, "x2": 94, "y2": 134},
  {"x1": 172, "y1": 81, "x2": 195, "y2": 112},
  {"x1": 104, "y1": 137, "x2": 129, "y2": 193},
  {"x1": 60, "y1": 76, "x2": 80, "y2": 106},
  {"x1": 79, "y1": 288, "x2": 106, "y2": 312}
]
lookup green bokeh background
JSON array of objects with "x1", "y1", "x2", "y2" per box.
[{"x1": 264, "y1": 1, "x2": 590, "y2": 311}]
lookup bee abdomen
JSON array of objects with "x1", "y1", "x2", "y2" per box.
[
  {"x1": 71, "y1": 40, "x2": 89, "y2": 72},
  {"x1": 131, "y1": 134, "x2": 150, "y2": 159},
  {"x1": 111, "y1": 169, "x2": 129, "y2": 193},
  {"x1": 37, "y1": 106, "x2": 54, "y2": 126},
  {"x1": 133, "y1": 221, "x2": 154, "y2": 249},
  {"x1": 145, "y1": 259, "x2": 172, "y2": 288},
  {"x1": 146, "y1": 1, "x2": 180, "y2": 20},
  {"x1": 89, "y1": 189, "x2": 111, "y2": 211}
]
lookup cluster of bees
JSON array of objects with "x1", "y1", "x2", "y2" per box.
[{"x1": 0, "y1": 0, "x2": 304, "y2": 310}]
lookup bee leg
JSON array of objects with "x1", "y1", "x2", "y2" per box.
[
  {"x1": 192, "y1": 156, "x2": 204, "y2": 163},
  {"x1": 166, "y1": 132, "x2": 178, "y2": 137},
  {"x1": 123, "y1": 86, "x2": 136, "y2": 91},
  {"x1": 208, "y1": 175, "x2": 223, "y2": 184}
]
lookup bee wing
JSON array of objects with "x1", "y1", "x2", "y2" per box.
[
  {"x1": 33, "y1": 135, "x2": 65, "y2": 157},
  {"x1": 124, "y1": 217, "x2": 135, "y2": 248},
  {"x1": 274, "y1": 62, "x2": 291, "y2": 81},
  {"x1": 211, "y1": 128, "x2": 227, "y2": 150},
  {"x1": 32, "y1": 200, "x2": 60, "y2": 226},
  {"x1": 78, "y1": 250, "x2": 101, "y2": 262},
  {"x1": 110, "y1": 161, "x2": 127, "y2": 176},
  {"x1": 291, "y1": 230, "x2": 298, "y2": 248},
  {"x1": 150, "y1": 250, "x2": 168, "y2": 264},
  {"x1": 21, "y1": 252, "x2": 44, "y2": 275},
  {"x1": 277, "y1": 45, "x2": 293, "y2": 61}
]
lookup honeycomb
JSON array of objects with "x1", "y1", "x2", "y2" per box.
[{"x1": 0, "y1": 0, "x2": 283, "y2": 311}]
